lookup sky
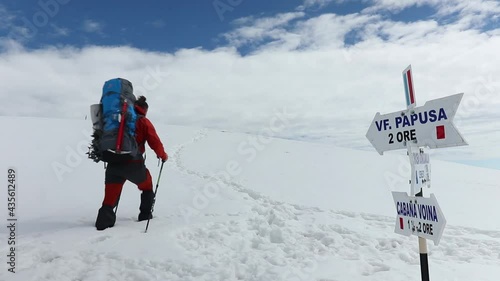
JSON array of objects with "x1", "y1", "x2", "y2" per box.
[{"x1": 0, "y1": 0, "x2": 499, "y2": 168}]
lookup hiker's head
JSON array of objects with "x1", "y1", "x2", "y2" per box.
[{"x1": 135, "y1": 96, "x2": 149, "y2": 114}]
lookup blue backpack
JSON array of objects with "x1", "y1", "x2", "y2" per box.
[{"x1": 88, "y1": 78, "x2": 139, "y2": 163}]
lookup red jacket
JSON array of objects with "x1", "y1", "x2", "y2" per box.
[{"x1": 134, "y1": 105, "x2": 167, "y2": 160}]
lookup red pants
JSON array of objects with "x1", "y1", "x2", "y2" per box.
[{"x1": 102, "y1": 159, "x2": 153, "y2": 207}]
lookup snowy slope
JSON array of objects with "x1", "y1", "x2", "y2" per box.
[{"x1": 0, "y1": 116, "x2": 499, "y2": 281}]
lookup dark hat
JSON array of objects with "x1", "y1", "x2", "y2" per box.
[{"x1": 135, "y1": 96, "x2": 149, "y2": 109}]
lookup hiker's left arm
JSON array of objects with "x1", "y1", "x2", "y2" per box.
[{"x1": 144, "y1": 119, "x2": 168, "y2": 161}]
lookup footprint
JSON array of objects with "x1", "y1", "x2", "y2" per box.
[
  {"x1": 362, "y1": 261, "x2": 390, "y2": 276},
  {"x1": 90, "y1": 235, "x2": 111, "y2": 244}
]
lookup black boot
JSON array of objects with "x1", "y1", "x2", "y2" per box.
[
  {"x1": 138, "y1": 190, "x2": 154, "y2": 221},
  {"x1": 95, "y1": 205, "x2": 116, "y2": 231}
]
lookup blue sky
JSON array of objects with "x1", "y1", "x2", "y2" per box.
[
  {"x1": 2, "y1": 0, "x2": 298, "y2": 52},
  {"x1": 1, "y1": 0, "x2": 500, "y2": 169},
  {"x1": 2, "y1": 0, "x2": 446, "y2": 53}
]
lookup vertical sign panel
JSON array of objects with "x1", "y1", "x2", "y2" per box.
[{"x1": 403, "y1": 65, "x2": 416, "y2": 108}]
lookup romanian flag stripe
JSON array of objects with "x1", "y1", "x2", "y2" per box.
[
  {"x1": 403, "y1": 66, "x2": 416, "y2": 107},
  {"x1": 407, "y1": 71, "x2": 415, "y2": 104}
]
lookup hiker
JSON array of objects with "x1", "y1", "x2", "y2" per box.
[{"x1": 95, "y1": 96, "x2": 168, "y2": 231}]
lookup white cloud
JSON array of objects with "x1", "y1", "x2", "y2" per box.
[
  {"x1": 1, "y1": 4, "x2": 500, "y2": 164},
  {"x1": 224, "y1": 12, "x2": 305, "y2": 48},
  {"x1": 0, "y1": 4, "x2": 16, "y2": 31},
  {"x1": 50, "y1": 24, "x2": 69, "y2": 37},
  {"x1": 0, "y1": 4, "x2": 31, "y2": 42},
  {"x1": 0, "y1": 38, "x2": 24, "y2": 52},
  {"x1": 298, "y1": 0, "x2": 339, "y2": 10},
  {"x1": 294, "y1": 13, "x2": 378, "y2": 49},
  {"x1": 435, "y1": 0, "x2": 500, "y2": 17},
  {"x1": 304, "y1": 0, "x2": 336, "y2": 7},
  {"x1": 82, "y1": 19, "x2": 103, "y2": 33},
  {"x1": 363, "y1": 0, "x2": 441, "y2": 13},
  {"x1": 365, "y1": 0, "x2": 500, "y2": 30}
]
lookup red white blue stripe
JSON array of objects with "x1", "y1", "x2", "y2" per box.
[{"x1": 403, "y1": 65, "x2": 416, "y2": 108}]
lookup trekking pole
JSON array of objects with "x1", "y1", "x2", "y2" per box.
[
  {"x1": 145, "y1": 161, "x2": 164, "y2": 233},
  {"x1": 114, "y1": 193, "x2": 121, "y2": 215}
]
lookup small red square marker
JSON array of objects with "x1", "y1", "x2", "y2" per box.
[{"x1": 436, "y1": 125, "x2": 446, "y2": 139}]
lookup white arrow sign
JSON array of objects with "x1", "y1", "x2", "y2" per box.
[
  {"x1": 366, "y1": 93, "x2": 467, "y2": 155},
  {"x1": 392, "y1": 192, "x2": 446, "y2": 245}
]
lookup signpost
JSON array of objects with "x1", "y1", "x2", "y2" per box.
[
  {"x1": 393, "y1": 192, "x2": 446, "y2": 245},
  {"x1": 366, "y1": 65, "x2": 467, "y2": 281},
  {"x1": 366, "y1": 93, "x2": 467, "y2": 155}
]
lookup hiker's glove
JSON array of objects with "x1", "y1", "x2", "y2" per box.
[{"x1": 159, "y1": 152, "x2": 168, "y2": 163}]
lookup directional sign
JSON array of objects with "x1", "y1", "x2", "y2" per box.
[
  {"x1": 392, "y1": 192, "x2": 446, "y2": 245},
  {"x1": 366, "y1": 93, "x2": 467, "y2": 155}
]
